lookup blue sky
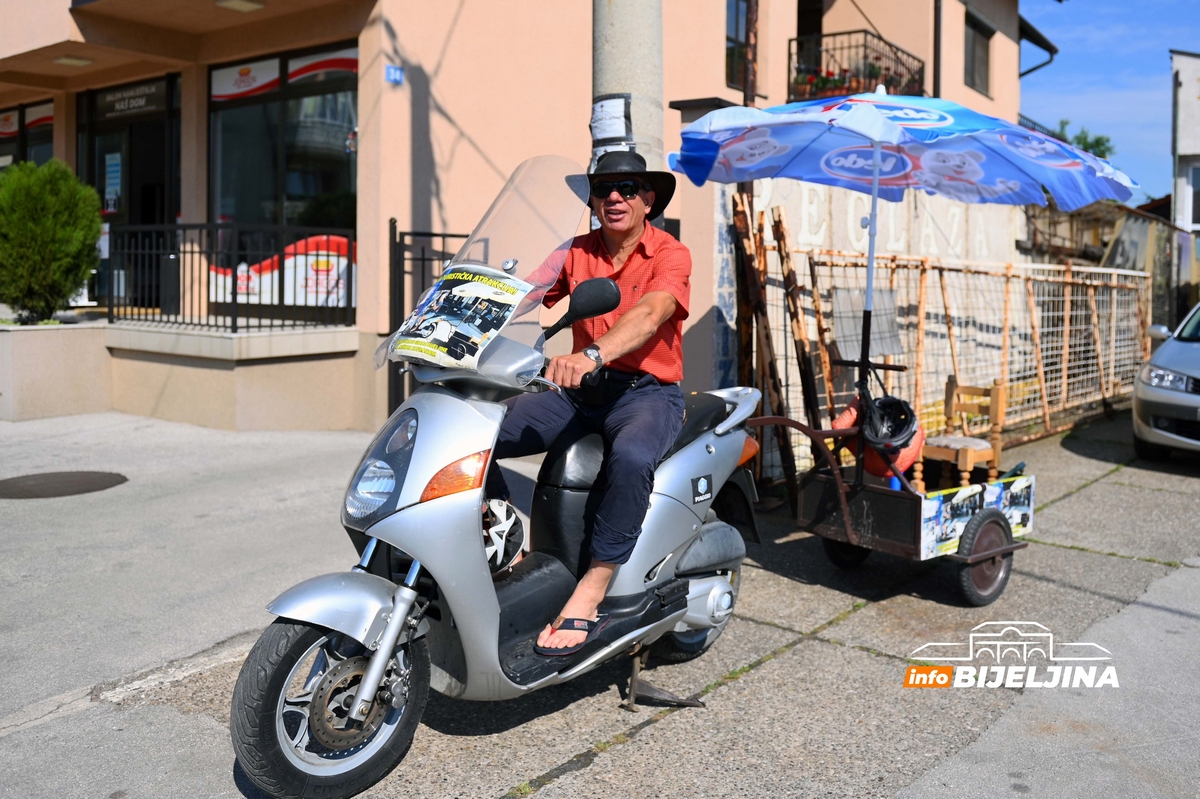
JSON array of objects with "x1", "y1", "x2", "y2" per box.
[{"x1": 1019, "y1": 0, "x2": 1200, "y2": 203}]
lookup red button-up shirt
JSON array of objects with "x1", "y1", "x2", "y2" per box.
[{"x1": 543, "y1": 223, "x2": 692, "y2": 383}]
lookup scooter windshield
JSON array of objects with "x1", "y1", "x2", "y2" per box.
[{"x1": 375, "y1": 155, "x2": 590, "y2": 384}]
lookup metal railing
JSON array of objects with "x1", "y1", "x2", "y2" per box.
[
  {"x1": 1018, "y1": 114, "x2": 1066, "y2": 141},
  {"x1": 788, "y1": 30, "x2": 925, "y2": 102},
  {"x1": 387, "y1": 222, "x2": 470, "y2": 411},
  {"x1": 104, "y1": 223, "x2": 356, "y2": 332}
]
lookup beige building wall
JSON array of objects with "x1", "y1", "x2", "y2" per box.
[
  {"x1": 0, "y1": 326, "x2": 111, "y2": 422},
  {"x1": 822, "y1": 0, "x2": 1020, "y2": 121},
  {"x1": 1, "y1": 0, "x2": 1033, "y2": 430},
  {"x1": 939, "y1": 0, "x2": 1020, "y2": 121}
]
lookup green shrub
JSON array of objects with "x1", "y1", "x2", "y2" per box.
[{"x1": 0, "y1": 160, "x2": 101, "y2": 323}]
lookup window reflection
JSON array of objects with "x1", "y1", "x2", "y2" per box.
[
  {"x1": 286, "y1": 90, "x2": 356, "y2": 228},
  {"x1": 212, "y1": 103, "x2": 280, "y2": 224}
]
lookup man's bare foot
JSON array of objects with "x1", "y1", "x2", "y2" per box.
[{"x1": 536, "y1": 559, "x2": 616, "y2": 650}]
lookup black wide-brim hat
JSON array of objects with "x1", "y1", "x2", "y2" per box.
[{"x1": 587, "y1": 150, "x2": 677, "y2": 220}]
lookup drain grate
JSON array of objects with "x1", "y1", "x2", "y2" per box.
[{"x1": 0, "y1": 471, "x2": 128, "y2": 499}]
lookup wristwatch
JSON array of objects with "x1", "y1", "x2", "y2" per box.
[{"x1": 582, "y1": 345, "x2": 604, "y2": 371}]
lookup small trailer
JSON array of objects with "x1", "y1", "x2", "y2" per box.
[{"x1": 750, "y1": 403, "x2": 1032, "y2": 606}]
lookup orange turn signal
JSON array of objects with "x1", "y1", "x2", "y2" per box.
[
  {"x1": 738, "y1": 435, "x2": 760, "y2": 466},
  {"x1": 420, "y1": 449, "x2": 491, "y2": 503}
]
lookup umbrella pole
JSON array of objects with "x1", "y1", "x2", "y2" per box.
[{"x1": 854, "y1": 140, "x2": 882, "y2": 487}]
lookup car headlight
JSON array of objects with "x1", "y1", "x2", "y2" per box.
[
  {"x1": 1140, "y1": 364, "x2": 1190, "y2": 392},
  {"x1": 342, "y1": 408, "x2": 418, "y2": 530}
]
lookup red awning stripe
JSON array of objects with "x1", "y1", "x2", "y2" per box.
[
  {"x1": 288, "y1": 57, "x2": 358, "y2": 81},
  {"x1": 211, "y1": 77, "x2": 282, "y2": 102}
]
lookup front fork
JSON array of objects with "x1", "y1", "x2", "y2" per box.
[{"x1": 349, "y1": 553, "x2": 422, "y2": 722}]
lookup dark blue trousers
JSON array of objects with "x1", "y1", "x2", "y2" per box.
[{"x1": 486, "y1": 375, "x2": 685, "y2": 565}]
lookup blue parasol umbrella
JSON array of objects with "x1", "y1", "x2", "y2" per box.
[{"x1": 669, "y1": 88, "x2": 1137, "y2": 388}]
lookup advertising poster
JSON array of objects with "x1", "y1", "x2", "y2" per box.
[
  {"x1": 386, "y1": 266, "x2": 532, "y2": 370},
  {"x1": 919, "y1": 475, "x2": 1035, "y2": 560},
  {"x1": 210, "y1": 58, "x2": 281, "y2": 102},
  {"x1": 209, "y1": 235, "x2": 355, "y2": 307},
  {"x1": 104, "y1": 153, "x2": 121, "y2": 214}
]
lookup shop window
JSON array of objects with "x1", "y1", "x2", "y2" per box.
[
  {"x1": 285, "y1": 91, "x2": 356, "y2": 227},
  {"x1": 212, "y1": 103, "x2": 281, "y2": 224},
  {"x1": 0, "y1": 108, "x2": 16, "y2": 169},
  {"x1": 210, "y1": 45, "x2": 357, "y2": 227},
  {"x1": 0, "y1": 103, "x2": 55, "y2": 169},
  {"x1": 24, "y1": 102, "x2": 54, "y2": 165},
  {"x1": 964, "y1": 12, "x2": 993, "y2": 96},
  {"x1": 726, "y1": 0, "x2": 750, "y2": 90}
]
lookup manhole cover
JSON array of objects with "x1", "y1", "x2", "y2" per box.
[{"x1": 0, "y1": 472, "x2": 128, "y2": 499}]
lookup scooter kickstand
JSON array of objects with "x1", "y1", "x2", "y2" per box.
[{"x1": 620, "y1": 649, "x2": 704, "y2": 712}]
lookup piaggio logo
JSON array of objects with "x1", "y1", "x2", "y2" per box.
[
  {"x1": 904, "y1": 621, "x2": 1118, "y2": 689},
  {"x1": 820, "y1": 145, "x2": 914, "y2": 185}
]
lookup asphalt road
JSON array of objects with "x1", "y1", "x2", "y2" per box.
[{"x1": 0, "y1": 411, "x2": 1197, "y2": 798}]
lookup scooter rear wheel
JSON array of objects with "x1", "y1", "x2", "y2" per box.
[
  {"x1": 652, "y1": 568, "x2": 742, "y2": 663},
  {"x1": 230, "y1": 619, "x2": 429, "y2": 799}
]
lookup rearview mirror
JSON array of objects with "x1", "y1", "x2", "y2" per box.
[
  {"x1": 543, "y1": 277, "x2": 621, "y2": 340},
  {"x1": 1148, "y1": 324, "x2": 1172, "y2": 341}
]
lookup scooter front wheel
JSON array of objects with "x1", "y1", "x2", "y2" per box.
[{"x1": 230, "y1": 619, "x2": 429, "y2": 799}]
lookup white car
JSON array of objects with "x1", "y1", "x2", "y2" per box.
[{"x1": 1133, "y1": 302, "x2": 1200, "y2": 458}]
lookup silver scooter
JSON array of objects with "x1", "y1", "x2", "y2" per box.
[{"x1": 230, "y1": 156, "x2": 762, "y2": 799}]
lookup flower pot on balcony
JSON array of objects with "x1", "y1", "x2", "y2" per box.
[{"x1": 791, "y1": 82, "x2": 814, "y2": 100}]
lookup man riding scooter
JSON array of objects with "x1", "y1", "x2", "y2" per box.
[{"x1": 486, "y1": 150, "x2": 692, "y2": 655}]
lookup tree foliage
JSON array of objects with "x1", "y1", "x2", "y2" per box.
[
  {"x1": 0, "y1": 160, "x2": 101, "y2": 323},
  {"x1": 1053, "y1": 119, "x2": 1115, "y2": 160}
]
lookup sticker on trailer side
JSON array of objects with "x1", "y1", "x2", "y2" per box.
[{"x1": 918, "y1": 475, "x2": 1035, "y2": 560}]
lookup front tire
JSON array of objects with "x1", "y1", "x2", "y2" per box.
[{"x1": 231, "y1": 619, "x2": 429, "y2": 799}]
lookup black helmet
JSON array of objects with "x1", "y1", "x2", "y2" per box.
[{"x1": 862, "y1": 393, "x2": 918, "y2": 455}]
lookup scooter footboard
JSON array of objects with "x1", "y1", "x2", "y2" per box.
[{"x1": 267, "y1": 571, "x2": 396, "y2": 647}]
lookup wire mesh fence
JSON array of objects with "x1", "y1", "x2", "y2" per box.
[{"x1": 750, "y1": 235, "x2": 1149, "y2": 477}]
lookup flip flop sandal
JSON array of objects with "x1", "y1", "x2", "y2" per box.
[{"x1": 533, "y1": 615, "x2": 611, "y2": 657}]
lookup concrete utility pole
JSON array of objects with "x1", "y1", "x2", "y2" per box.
[{"x1": 590, "y1": 0, "x2": 664, "y2": 172}]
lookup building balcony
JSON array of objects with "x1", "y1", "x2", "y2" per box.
[{"x1": 787, "y1": 30, "x2": 925, "y2": 103}]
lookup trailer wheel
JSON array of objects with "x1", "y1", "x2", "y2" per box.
[
  {"x1": 956, "y1": 509, "x2": 1013, "y2": 607},
  {"x1": 822, "y1": 537, "x2": 872, "y2": 569}
]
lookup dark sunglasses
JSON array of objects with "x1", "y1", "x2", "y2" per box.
[{"x1": 590, "y1": 180, "x2": 650, "y2": 200}]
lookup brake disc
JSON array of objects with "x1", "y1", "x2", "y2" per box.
[{"x1": 308, "y1": 656, "x2": 388, "y2": 751}]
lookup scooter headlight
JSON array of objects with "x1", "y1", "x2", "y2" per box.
[
  {"x1": 345, "y1": 460, "x2": 396, "y2": 519},
  {"x1": 342, "y1": 408, "x2": 418, "y2": 530}
]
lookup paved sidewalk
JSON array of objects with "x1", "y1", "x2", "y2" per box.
[{"x1": 0, "y1": 411, "x2": 1196, "y2": 798}]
